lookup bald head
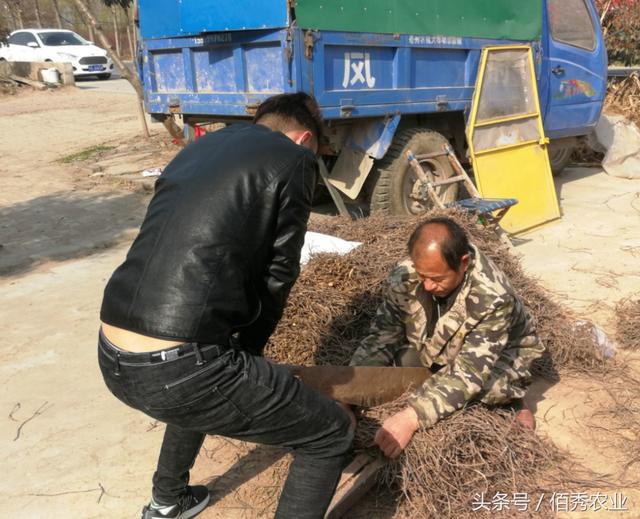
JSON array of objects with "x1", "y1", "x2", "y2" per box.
[
  {"x1": 408, "y1": 218, "x2": 471, "y2": 297},
  {"x1": 408, "y1": 218, "x2": 471, "y2": 271}
]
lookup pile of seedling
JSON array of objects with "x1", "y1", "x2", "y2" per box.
[
  {"x1": 616, "y1": 298, "x2": 640, "y2": 351},
  {"x1": 255, "y1": 210, "x2": 620, "y2": 518}
]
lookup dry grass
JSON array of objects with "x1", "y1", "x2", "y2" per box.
[
  {"x1": 266, "y1": 210, "x2": 608, "y2": 377},
  {"x1": 605, "y1": 73, "x2": 640, "y2": 128},
  {"x1": 254, "y1": 211, "x2": 621, "y2": 517},
  {"x1": 616, "y1": 298, "x2": 640, "y2": 350},
  {"x1": 355, "y1": 400, "x2": 608, "y2": 519}
]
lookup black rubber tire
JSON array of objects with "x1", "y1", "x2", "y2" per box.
[
  {"x1": 548, "y1": 145, "x2": 574, "y2": 176},
  {"x1": 97, "y1": 73, "x2": 112, "y2": 80},
  {"x1": 369, "y1": 128, "x2": 458, "y2": 215}
]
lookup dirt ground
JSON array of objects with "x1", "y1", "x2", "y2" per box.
[{"x1": 1, "y1": 84, "x2": 639, "y2": 518}]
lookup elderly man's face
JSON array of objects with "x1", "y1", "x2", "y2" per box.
[{"x1": 411, "y1": 245, "x2": 469, "y2": 299}]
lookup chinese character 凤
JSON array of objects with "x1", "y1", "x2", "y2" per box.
[{"x1": 342, "y1": 52, "x2": 376, "y2": 89}]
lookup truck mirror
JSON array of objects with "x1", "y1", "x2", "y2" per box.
[{"x1": 27, "y1": 41, "x2": 39, "y2": 48}]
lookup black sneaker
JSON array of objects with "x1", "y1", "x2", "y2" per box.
[{"x1": 141, "y1": 485, "x2": 210, "y2": 519}]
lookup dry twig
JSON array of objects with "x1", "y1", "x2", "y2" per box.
[
  {"x1": 254, "y1": 211, "x2": 619, "y2": 517},
  {"x1": 615, "y1": 299, "x2": 640, "y2": 350},
  {"x1": 13, "y1": 401, "x2": 53, "y2": 441}
]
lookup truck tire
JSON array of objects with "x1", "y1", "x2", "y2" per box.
[
  {"x1": 369, "y1": 128, "x2": 458, "y2": 215},
  {"x1": 548, "y1": 145, "x2": 573, "y2": 176}
]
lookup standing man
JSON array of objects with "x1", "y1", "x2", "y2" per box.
[
  {"x1": 99, "y1": 93, "x2": 354, "y2": 519},
  {"x1": 351, "y1": 217, "x2": 544, "y2": 459}
]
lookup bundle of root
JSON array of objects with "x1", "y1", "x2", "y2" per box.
[
  {"x1": 615, "y1": 298, "x2": 640, "y2": 350},
  {"x1": 249, "y1": 402, "x2": 602, "y2": 519},
  {"x1": 354, "y1": 401, "x2": 600, "y2": 519},
  {"x1": 266, "y1": 210, "x2": 606, "y2": 376},
  {"x1": 259, "y1": 211, "x2": 614, "y2": 517}
]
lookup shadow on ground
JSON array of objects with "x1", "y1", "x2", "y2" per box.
[{"x1": 0, "y1": 190, "x2": 147, "y2": 277}]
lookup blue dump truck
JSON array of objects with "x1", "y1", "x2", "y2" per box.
[{"x1": 138, "y1": 0, "x2": 607, "y2": 215}]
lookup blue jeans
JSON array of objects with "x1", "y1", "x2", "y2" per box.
[{"x1": 98, "y1": 332, "x2": 353, "y2": 518}]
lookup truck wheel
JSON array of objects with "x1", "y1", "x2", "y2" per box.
[
  {"x1": 369, "y1": 128, "x2": 458, "y2": 215},
  {"x1": 548, "y1": 145, "x2": 573, "y2": 176}
]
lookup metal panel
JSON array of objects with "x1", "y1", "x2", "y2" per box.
[
  {"x1": 139, "y1": 0, "x2": 288, "y2": 39},
  {"x1": 542, "y1": 0, "x2": 607, "y2": 138},
  {"x1": 296, "y1": 0, "x2": 543, "y2": 41},
  {"x1": 180, "y1": 0, "x2": 289, "y2": 34},
  {"x1": 139, "y1": 0, "x2": 181, "y2": 40},
  {"x1": 143, "y1": 30, "x2": 290, "y2": 115},
  {"x1": 411, "y1": 49, "x2": 467, "y2": 88},
  {"x1": 467, "y1": 46, "x2": 560, "y2": 234},
  {"x1": 192, "y1": 47, "x2": 237, "y2": 93},
  {"x1": 152, "y1": 51, "x2": 186, "y2": 92},
  {"x1": 245, "y1": 44, "x2": 285, "y2": 93},
  {"x1": 323, "y1": 45, "x2": 395, "y2": 91}
]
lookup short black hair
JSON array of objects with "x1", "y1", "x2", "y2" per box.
[
  {"x1": 253, "y1": 92, "x2": 323, "y2": 143},
  {"x1": 408, "y1": 217, "x2": 471, "y2": 271}
]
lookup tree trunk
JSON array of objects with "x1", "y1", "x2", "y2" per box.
[
  {"x1": 71, "y1": 0, "x2": 150, "y2": 138},
  {"x1": 124, "y1": 7, "x2": 135, "y2": 60},
  {"x1": 111, "y1": 6, "x2": 121, "y2": 57},
  {"x1": 33, "y1": 0, "x2": 42, "y2": 28},
  {"x1": 51, "y1": 0, "x2": 63, "y2": 29},
  {"x1": 13, "y1": 2, "x2": 25, "y2": 29},
  {"x1": 2, "y1": 1, "x2": 17, "y2": 31}
]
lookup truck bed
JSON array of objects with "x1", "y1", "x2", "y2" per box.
[{"x1": 142, "y1": 28, "x2": 533, "y2": 121}]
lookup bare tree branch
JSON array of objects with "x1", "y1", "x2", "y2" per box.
[{"x1": 71, "y1": 0, "x2": 149, "y2": 137}]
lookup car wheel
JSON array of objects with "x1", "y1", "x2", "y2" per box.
[
  {"x1": 368, "y1": 128, "x2": 458, "y2": 215},
  {"x1": 548, "y1": 144, "x2": 574, "y2": 176},
  {"x1": 97, "y1": 73, "x2": 111, "y2": 80}
]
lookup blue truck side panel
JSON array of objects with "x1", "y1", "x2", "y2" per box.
[
  {"x1": 142, "y1": 30, "x2": 516, "y2": 120},
  {"x1": 139, "y1": 0, "x2": 289, "y2": 40}
]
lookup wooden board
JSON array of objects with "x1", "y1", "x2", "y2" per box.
[{"x1": 325, "y1": 453, "x2": 386, "y2": 519}]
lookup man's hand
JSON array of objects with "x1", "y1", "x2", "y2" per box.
[{"x1": 374, "y1": 406, "x2": 420, "y2": 459}]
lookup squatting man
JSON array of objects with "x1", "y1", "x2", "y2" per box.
[{"x1": 351, "y1": 217, "x2": 545, "y2": 459}]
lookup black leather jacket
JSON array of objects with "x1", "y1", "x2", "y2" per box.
[{"x1": 100, "y1": 124, "x2": 318, "y2": 353}]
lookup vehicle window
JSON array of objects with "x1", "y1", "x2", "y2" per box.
[
  {"x1": 9, "y1": 33, "x2": 32, "y2": 46},
  {"x1": 548, "y1": 0, "x2": 596, "y2": 51},
  {"x1": 38, "y1": 31, "x2": 86, "y2": 46},
  {"x1": 23, "y1": 33, "x2": 39, "y2": 46}
]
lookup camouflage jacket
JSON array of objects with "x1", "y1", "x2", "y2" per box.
[{"x1": 350, "y1": 245, "x2": 544, "y2": 428}]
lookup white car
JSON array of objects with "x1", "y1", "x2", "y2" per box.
[{"x1": 0, "y1": 29, "x2": 114, "y2": 79}]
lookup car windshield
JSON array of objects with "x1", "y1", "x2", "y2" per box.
[{"x1": 38, "y1": 32, "x2": 87, "y2": 46}]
